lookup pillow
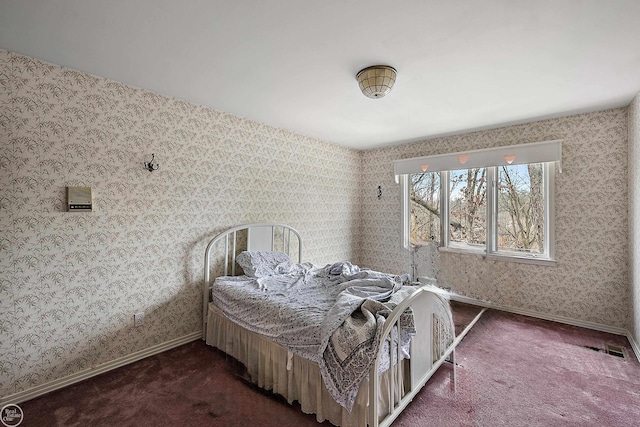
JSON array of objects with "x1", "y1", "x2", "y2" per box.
[{"x1": 236, "y1": 251, "x2": 293, "y2": 277}]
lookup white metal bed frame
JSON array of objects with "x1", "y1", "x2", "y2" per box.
[
  {"x1": 203, "y1": 223, "x2": 456, "y2": 427},
  {"x1": 203, "y1": 223, "x2": 302, "y2": 333}
]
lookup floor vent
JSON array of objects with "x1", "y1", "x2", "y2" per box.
[
  {"x1": 605, "y1": 344, "x2": 627, "y2": 359},
  {"x1": 582, "y1": 344, "x2": 627, "y2": 360}
]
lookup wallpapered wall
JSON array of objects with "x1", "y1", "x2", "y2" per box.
[
  {"x1": 630, "y1": 93, "x2": 640, "y2": 347},
  {"x1": 0, "y1": 51, "x2": 361, "y2": 398},
  {"x1": 361, "y1": 108, "x2": 629, "y2": 329}
]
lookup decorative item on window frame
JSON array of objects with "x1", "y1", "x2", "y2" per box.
[
  {"x1": 144, "y1": 153, "x2": 159, "y2": 172},
  {"x1": 356, "y1": 65, "x2": 397, "y2": 99},
  {"x1": 504, "y1": 154, "x2": 516, "y2": 164}
]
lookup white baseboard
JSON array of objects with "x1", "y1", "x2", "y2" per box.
[
  {"x1": 627, "y1": 331, "x2": 640, "y2": 363},
  {"x1": 0, "y1": 330, "x2": 202, "y2": 408},
  {"x1": 427, "y1": 287, "x2": 639, "y2": 361}
]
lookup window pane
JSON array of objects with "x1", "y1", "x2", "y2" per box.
[
  {"x1": 497, "y1": 163, "x2": 544, "y2": 254},
  {"x1": 449, "y1": 168, "x2": 486, "y2": 247},
  {"x1": 410, "y1": 173, "x2": 440, "y2": 245}
]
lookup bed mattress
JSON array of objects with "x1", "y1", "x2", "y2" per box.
[
  {"x1": 206, "y1": 303, "x2": 409, "y2": 427},
  {"x1": 211, "y1": 263, "x2": 411, "y2": 360},
  {"x1": 210, "y1": 262, "x2": 417, "y2": 410},
  {"x1": 211, "y1": 264, "x2": 341, "y2": 362}
]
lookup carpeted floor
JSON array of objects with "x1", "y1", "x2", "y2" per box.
[
  {"x1": 18, "y1": 304, "x2": 640, "y2": 426},
  {"x1": 393, "y1": 309, "x2": 640, "y2": 427}
]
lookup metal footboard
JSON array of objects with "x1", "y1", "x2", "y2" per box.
[{"x1": 369, "y1": 287, "x2": 457, "y2": 427}]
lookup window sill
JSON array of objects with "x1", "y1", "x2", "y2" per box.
[
  {"x1": 439, "y1": 246, "x2": 556, "y2": 266},
  {"x1": 485, "y1": 254, "x2": 556, "y2": 266},
  {"x1": 438, "y1": 246, "x2": 485, "y2": 256}
]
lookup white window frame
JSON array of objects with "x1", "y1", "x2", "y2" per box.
[{"x1": 397, "y1": 141, "x2": 560, "y2": 266}]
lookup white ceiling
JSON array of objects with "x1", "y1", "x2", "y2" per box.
[{"x1": 1, "y1": 1, "x2": 640, "y2": 150}]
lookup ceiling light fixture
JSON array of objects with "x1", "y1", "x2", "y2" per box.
[{"x1": 356, "y1": 65, "x2": 397, "y2": 99}]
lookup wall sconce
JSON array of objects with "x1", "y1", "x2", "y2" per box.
[
  {"x1": 420, "y1": 163, "x2": 429, "y2": 172},
  {"x1": 457, "y1": 154, "x2": 469, "y2": 165},
  {"x1": 144, "y1": 154, "x2": 159, "y2": 172},
  {"x1": 504, "y1": 154, "x2": 516, "y2": 164}
]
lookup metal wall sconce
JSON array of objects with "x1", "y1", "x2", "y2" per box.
[{"x1": 144, "y1": 153, "x2": 159, "y2": 172}]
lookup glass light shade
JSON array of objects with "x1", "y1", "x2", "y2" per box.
[
  {"x1": 457, "y1": 154, "x2": 469, "y2": 164},
  {"x1": 356, "y1": 65, "x2": 397, "y2": 99}
]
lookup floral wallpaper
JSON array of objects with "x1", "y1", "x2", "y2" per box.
[
  {"x1": 0, "y1": 50, "x2": 361, "y2": 399},
  {"x1": 630, "y1": 92, "x2": 640, "y2": 348},
  {"x1": 361, "y1": 108, "x2": 630, "y2": 329}
]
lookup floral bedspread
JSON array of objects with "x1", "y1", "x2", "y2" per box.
[{"x1": 211, "y1": 262, "x2": 417, "y2": 410}]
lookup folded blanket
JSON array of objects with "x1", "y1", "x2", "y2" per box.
[{"x1": 317, "y1": 272, "x2": 416, "y2": 412}]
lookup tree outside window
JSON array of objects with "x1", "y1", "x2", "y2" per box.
[{"x1": 407, "y1": 162, "x2": 550, "y2": 261}]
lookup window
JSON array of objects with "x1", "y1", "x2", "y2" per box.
[
  {"x1": 447, "y1": 168, "x2": 487, "y2": 249},
  {"x1": 409, "y1": 172, "x2": 440, "y2": 244},
  {"x1": 495, "y1": 163, "x2": 545, "y2": 255},
  {"x1": 397, "y1": 141, "x2": 560, "y2": 265}
]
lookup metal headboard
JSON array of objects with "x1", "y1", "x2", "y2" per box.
[{"x1": 202, "y1": 223, "x2": 302, "y2": 338}]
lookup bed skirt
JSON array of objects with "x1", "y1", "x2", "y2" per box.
[{"x1": 206, "y1": 303, "x2": 408, "y2": 427}]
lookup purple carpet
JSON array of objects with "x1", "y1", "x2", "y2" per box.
[
  {"x1": 17, "y1": 306, "x2": 639, "y2": 426},
  {"x1": 394, "y1": 309, "x2": 640, "y2": 426}
]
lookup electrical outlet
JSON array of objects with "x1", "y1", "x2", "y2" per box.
[{"x1": 134, "y1": 312, "x2": 144, "y2": 327}]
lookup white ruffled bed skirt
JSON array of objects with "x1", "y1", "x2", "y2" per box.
[{"x1": 206, "y1": 304, "x2": 407, "y2": 427}]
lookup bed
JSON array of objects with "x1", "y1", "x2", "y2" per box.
[{"x1": 203, "y1": 223, "x2": 456, "y2": 427}]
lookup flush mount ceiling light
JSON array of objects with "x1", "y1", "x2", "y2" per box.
[{"x1": 356, "y1": 65, "x2": 397, "y2": 99}]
